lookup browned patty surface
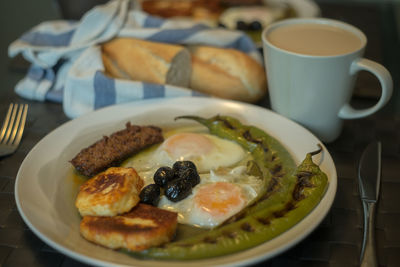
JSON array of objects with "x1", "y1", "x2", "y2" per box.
[
  {"x1": 75, "y1": 167, "x2": 144, "y2": 217},
  {"x1": 80, "y1": 203, "x2": 178, "y2": 251},
  {"x1": 70, "y1": 123, "x2": 163, "y2": 177}
]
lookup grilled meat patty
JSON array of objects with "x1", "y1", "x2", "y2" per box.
[{"x1": 70, "y1": 123, "x2": 163, "y2": 177}]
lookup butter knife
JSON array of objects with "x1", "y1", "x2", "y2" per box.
[{"x1": 358, "y1": 141, "x2": 382, "y2": 267}]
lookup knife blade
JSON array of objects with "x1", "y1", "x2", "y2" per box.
[{"x1": 358, "y1": 141, "x2": 381, "y2": 267}]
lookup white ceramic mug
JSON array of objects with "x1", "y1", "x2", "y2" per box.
[{"x1": 262, "y1": 18, "x2": 393, "y2": 142}]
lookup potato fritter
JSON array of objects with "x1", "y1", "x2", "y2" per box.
[
  {"x1": 76, "y1": 167, "x2": 144, "y2": 217},
  {"x1": 80, "y1": 204, "x2": 178, "y2": 251}
]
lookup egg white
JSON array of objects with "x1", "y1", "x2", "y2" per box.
[
  {"x1": 154, "y1": 132, "x2": 246, "y2": 173},
  {"x1": 123, "y1": 126, "x2": 264, "y2": 228},
  {"x1": 158, "y1": 166, "x2": 264, "y2": 228}
]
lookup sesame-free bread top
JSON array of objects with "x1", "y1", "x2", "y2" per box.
[
  {"x1": 102, "y1": 38, "x2": 192, "y2": 87},
  {"x1": 188, "y1": 45, "x2": 267, "y2": 103},
  {"x1": 101, "y1": 38, "x2": 267, "y2": 103}
]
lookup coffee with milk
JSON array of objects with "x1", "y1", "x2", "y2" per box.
[
  {"x1": 267, "y1": 23, "x2": 363, "y2": 56},
  {"x1": 262, "y1": 18, "x2": 393, "y2": 142}
]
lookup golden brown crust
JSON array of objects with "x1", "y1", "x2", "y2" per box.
[
  {"x1": 101, "y1": 38, "x2": 191, "y2": 87},
  {"x1": 75, "y1": 167, "x2": 144, "y2": 217},
  {"x1": 101, "y1": 38, "x2": 267, "y2": 103},
  {"x1": 189, "y1": 56, "x2": 250, "y2": 101},
  {"x1": 189, "y1": 45, "x2": 267, "y2": 103},
  {"x1": 141, "y1": 0, "x2": 222, "y2": 22},
  {"x1": 102, "y1": 52, "x2": 130, "y2": 79},
  {"x1": 80, "y1": 204, "x2": 178, "y2": 251}
]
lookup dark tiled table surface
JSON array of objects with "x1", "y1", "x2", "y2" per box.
[{"x1": 1, "y1": 1, "x2": 399, "y2": 267}]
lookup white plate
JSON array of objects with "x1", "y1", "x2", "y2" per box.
[
  {"x1": 284, "y1": 0, "x2": 320, "y2": 18},
  {"x1": 218, "y1": 0, "x2": 319, "y2": 48},
  {"x1": 219, "y1": 0, "x2": 320, "y2": 29},
  {"x1": 15, "y1": 97, "x2": 336, "y2": 267}
]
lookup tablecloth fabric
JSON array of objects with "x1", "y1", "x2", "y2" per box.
[{"x1": 8, "y1": 0, "x2": 261, "y2": 118}]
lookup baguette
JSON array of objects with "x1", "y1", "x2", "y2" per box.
[
  {"x1": 101, "y1": 38, "x2": 267, "y2": 103},
  {"x1": 188, "y1": 45, "x2": 267, "y2": 103},
  {"x1": 102, "y1": 38, "x2": 191, "y2": 87}
]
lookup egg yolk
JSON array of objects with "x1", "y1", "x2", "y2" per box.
[
  {"x1": 194, "y1": 182, "x2": 246, "y2": 218},
  {"x1": 163, "y1": 133, "x2": 214, "y2": 160}
]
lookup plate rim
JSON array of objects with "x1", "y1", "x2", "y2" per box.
[
  {"x1": 219, "y1": 0, "x2": 321, "y2": 29},
  {"x1": 15, "y1": 97, "x2": 337, "y2": 267}
]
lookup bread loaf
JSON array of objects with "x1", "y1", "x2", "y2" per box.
[
  {"x1": 101, "y1": 38, "x2": 267, "y2": 103},
  {"x1": 101, "y1": 38, "x2": 191, "y2": 87},
  {"x1": 188, "y1": 45, "x2": 267, "y2": 103}
]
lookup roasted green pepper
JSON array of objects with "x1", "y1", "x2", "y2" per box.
[
  {"x1": 128, "y1": 115, "x2": 328, "y2": 260},
  {"x1": 175, "y1": 115, "x2": 297, "y2": 213}
]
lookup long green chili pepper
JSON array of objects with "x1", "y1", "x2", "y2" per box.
[
  {"x1": 132, "y1": 142, "x2": 328, "y2": 260},
  {"x1": 175, "y1": 115, "x2": 297, "y2": 216},
  {"x1": 126, "y1": 115, "x2": 328, "y2": 260}
]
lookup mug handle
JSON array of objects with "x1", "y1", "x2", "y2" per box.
[{"x1": 338, "y1": 58, "x2": 393, "y2": 119}]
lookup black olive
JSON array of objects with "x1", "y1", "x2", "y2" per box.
[
  {"x1": 165, "y1": 178, "x2": 192, "y2": 202},
  {"x1": 218, "y1": 22, "x2": 227, "y2": 28},
  {"x1": 154, "y1": 166, "x2": 175, "y2": 187},
  {"x1": 249, "y1": 20, "x2": 262, "y2": 31},
  {"x1": 139, "y1": 184, "x2": 161, "y2": 206},
  {"x1": 172, "y1": 161, "x2": 197, "y2": 177},
  {"x1": 236, "y1": 20, "x2": 248, "y2": 31},
  {"x1": 179, "y1": 168, "x2": 200, "y2": 187}
]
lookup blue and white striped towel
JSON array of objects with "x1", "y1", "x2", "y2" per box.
[{"x1": 8, "y1": 0, "x2": 262, "y2": 118}]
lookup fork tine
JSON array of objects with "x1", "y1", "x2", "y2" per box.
[
  {"x1": 9, "y1": 104, "x2": 24, "y2": 145},
  {"x1": 0, "y1": 103, "x2": 14, "y2": 141},
  {"x1": 12, "y1": 104, "x2": 28, "y2": 146},
  {"x1": 1, "y1": 104, "x2": 18, "y2": 144},
  {"x1": 5, "y1": 105, "x2": 18, "y2": 144}
]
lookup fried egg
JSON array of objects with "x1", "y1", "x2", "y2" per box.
[
  {"x1": 158, "y1": 166, "x2": 263, "y2": 228},
  {"x1": 154, "y1": 132, "x2": 246, "y2": 173},
  {"x1": 124, "y1": 126, "x2": 246, "y2": 184},
  {"x1": 123, "y1": 126, "x2": 263, "y2": 228}
]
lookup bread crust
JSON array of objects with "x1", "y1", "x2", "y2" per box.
[
  {"x1": 102, "y1": 38, "x2": 191, "y2": 87},
  {"x1": 102, "y1": 52, "x2": 130, "y2": 80},
  {"x1": 101, "y1": 38, "x2": 267, "y2": 103},
  {"x1": 189, "y1": 45, "x2": 267, "y2": 103}
]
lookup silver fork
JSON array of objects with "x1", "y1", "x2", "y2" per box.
[{"x1": 0, "y1": 103, "x2": 28, "y2": 157}]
